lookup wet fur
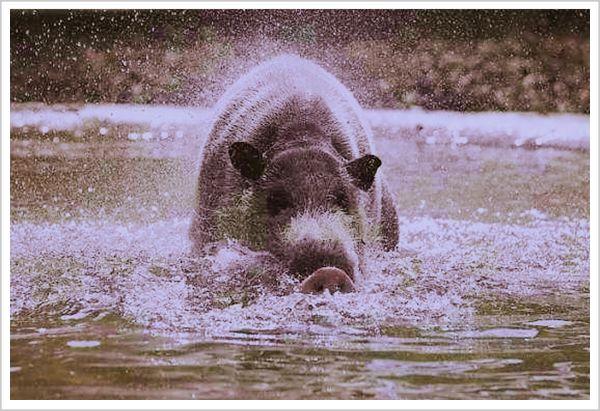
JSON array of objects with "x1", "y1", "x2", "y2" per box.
[{"x1": 190, "y1": 55, "x2": 399, "y2": 278}]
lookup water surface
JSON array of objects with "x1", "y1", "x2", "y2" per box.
[{"x1": 10, "y1": 105, "x2": 590, "y2": 399}]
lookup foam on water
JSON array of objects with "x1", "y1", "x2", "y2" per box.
[
  {"x1": 10, "y1": 104, "x2": 590, "y2": 151},
  {"x1": 10, "y1": 104, "x2": 211, "y2": 132},
  {"x1": 11, "y1": 214, "x2": 588, "y2": 339},
  {"x1": 370, "y1": 108, "x2": 590, "y2": 151},
  {"x1": 66, "y1": 340, "x2": 101, "y2": 348}
]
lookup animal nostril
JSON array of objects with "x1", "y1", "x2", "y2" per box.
[
  {"x1": 300, "y1": 267, "x2": 356, "y2": 294},
  {"x1": 287, "y1": 240, "x2": 355, "y2": 282}
]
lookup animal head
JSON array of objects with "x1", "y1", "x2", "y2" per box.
[{"x1": 227, "y1": 141, "x2": 382, "y2": 282}]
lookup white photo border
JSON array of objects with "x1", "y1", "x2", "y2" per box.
[{"x1": 1, "y1": 2, "x2": 597, "y2": 410}]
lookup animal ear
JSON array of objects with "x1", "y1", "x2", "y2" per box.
[
  {"x1": 228, "y1": 142, "x2": 266, "y2": 180},
  {"x1": 345, "y1": 154, "x2": 381, "y2": 191}
]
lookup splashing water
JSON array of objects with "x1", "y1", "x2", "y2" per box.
[
  {"x1": 10, "y1": 103, "x2": 589, "y2": 399},
  {"x1": 11, "y1": 211, "x2": 588, "y2": 334}
]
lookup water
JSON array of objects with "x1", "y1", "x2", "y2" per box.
[{"x1": 9, "y1": 105, "x2": 590, "y2": 399}]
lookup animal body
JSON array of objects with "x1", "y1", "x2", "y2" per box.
[{"x1": 190, "y1": 55, "x2": 398, "y2": 292}]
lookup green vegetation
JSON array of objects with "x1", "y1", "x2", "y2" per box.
[
  {"x1": 349, "y1": 36, "x2": 589, "y2": 112},
  {"x1": 214, "y1": 189, "x2": 268, "y2": 249},
  {"x1": 10, "y1": 10, "x2": 589, "y2": 112}
]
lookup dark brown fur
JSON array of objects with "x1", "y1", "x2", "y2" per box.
[{"x1": 190, "y1": 55, "x2": 399, "y2": 283}]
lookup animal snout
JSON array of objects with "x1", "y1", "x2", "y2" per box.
[
  {"x1": 287, "y1": 239, "x2": 355, "y2": 281},
  {"x1": 300, "y1": 267, "x2": 356, "y2": 294}
]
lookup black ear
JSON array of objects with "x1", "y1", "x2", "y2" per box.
[
  {"x1": 345, "y1": 154, "x2": 381, "y2": 191},
  {"x1": 228, "y1": 142, "x2": 265, "y2": 180}
]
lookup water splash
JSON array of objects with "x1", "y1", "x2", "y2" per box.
[{"x1": 11, "y1": 213, "x2": 588, "y2": 340}]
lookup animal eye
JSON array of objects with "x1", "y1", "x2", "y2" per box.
[
  {"x1": 267, "y1": 189, "x2": 292, "y2": 216},
  {"x1": 333, "y1": 190, "x2": 350, "y2": 211}
]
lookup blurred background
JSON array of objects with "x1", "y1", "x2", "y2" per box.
[
  {"x1": 9, "y1": 9, "x2": 591, "y2": 400},
  {"x1": 10, "y1": 9, "x2": 590, "y2": 112}
]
